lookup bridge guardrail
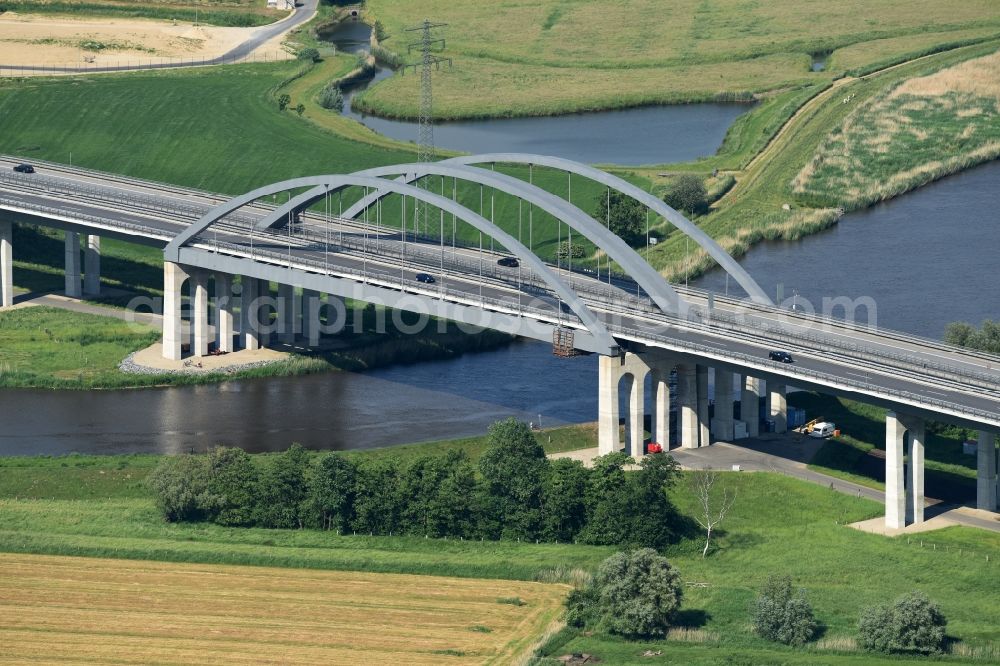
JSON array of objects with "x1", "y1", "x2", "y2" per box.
[{"x1": 610, "y1": 324, "x2": 1000, "y2": 423}]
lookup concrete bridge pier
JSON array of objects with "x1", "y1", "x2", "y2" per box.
[
  {"x1": 162, "y1": 261, "x2": 190, "y2": 361},
  {"x1": 597, "y1": 355, "x2": 620, "y2": 456},
  {"x1": 978, "y1": 430, "x2": 997, "y2": 512},
  {"x1": 697, "y1": 365, "x2": 710, "y2": 448},
  {"x1": 278, "y1": 283, "x2": 296, "y2": 344},
  {"x1": 713, "y1": 368, "x2": 735, "y2": 441},
  {"x1": 215, "y1": 272, "x2": 234, "y2": 353},
  {"x1": 240, "y1": 275, "x2": 262, "y2": 351},
  {"x1": 677, "y1": 363, "x2": 700, "y2": 449},
  {"x1": 885, "y1": 412, "x2": 927, "y2": 528},
  {"x1": 84, "y1": 235, "x2": 101, "y2": 296},
  {"x1": 769, "y1": 382, "x2": 787, "y2": 434},
  {"x1": 191, "y1": 271, "x2": 210, "y2": 357},
  {"x1": 64, "y1": 231, "x2": 82, "y2": 298},
  {"x1": 651, "y1": 365, "x2": 671, "y2": 447},
  {"x1": 598, "y1": 352, "x2": 651, "y2": 457},
  {"x1": 741, "y1": 375, "x2": 761, "y2": 437},
  {"x1": 0, "y1": 219, "x2": 12, "y2": 308},
  {"x1": 302, "y1": 289, "x2": 322, "y2": 346}
]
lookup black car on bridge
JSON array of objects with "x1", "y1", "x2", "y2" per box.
[
  {"x1": 415, "y1": 273, "x2": 436, "y2": 284},
  {"x1": 13, "y1": 164, "x2": 35, "y2": 174},
  {"x1": 769, "y1": 350, "x2": 795, "y2": 363}
]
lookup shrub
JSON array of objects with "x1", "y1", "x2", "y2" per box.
[
  {"x1": 663, "y1": 174, "x2": 708, "y2": 216},
  {"x1": 858, "y1": 591, "x2": 947, "y2": 655},
  {"x1": 146, "y1": 455, "x2": 218, "y2": 522},
  {"x1": 277, "y1": 93, "x2": 291, "y2": 111},
  {"x1": 593, "y1": 190, "x2": 645, "y2": 243},
  {"x1": 371, "y1": 45, "x2": 403, "y2": 69},
  {"x1": 555, "y1": 240, "x2": 585, "y2": 260},
  {"x1": 297, "y1": 47, "x2": 321, "y2": 63},
  {"x1": 206, "y1": 446, "x2": 258, "y2": 526},
  {"x1": 751, "y1": 575, "x2": 817, "y2": 646},
  {"x1": 319, "y1": 83, "x2": 344, "y2": 111},
  {"x1": 567, "y1": 549, "x2": 683, "y2": 639}
]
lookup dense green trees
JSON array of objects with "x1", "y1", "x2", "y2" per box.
[
  {"x1": 567, "y1": 549, "x2": 684, "y2": 639},
  {"x1": 147, "y1": 419, "x2": 689, "y2": 549}
]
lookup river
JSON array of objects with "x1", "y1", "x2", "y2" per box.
[
  {"x1": 1, "y1": 29, "x2": 997, "y2": 456},
  {"x1": 320, "y1": 20, "x2": 750, "y2": 166}
]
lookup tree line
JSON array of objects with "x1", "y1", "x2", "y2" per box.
[{"x1": 148, "y1": 418, "x2": 694, "y2": 548}]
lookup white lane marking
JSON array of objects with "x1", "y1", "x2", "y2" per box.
[
  {"x1": 924, "y1": 389, "x2": 949, "y2": 397},
  {"x1": 844, "y1": 371, "x2": 869, "y2": 379}
]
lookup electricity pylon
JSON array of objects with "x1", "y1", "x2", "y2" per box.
[{"x1": 404, "y1": 19, "x2": 452, "y2": 235}]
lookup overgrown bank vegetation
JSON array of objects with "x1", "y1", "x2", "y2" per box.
[{"x1": 794, "y1": 50, "x2": 1000, "y2": 211}]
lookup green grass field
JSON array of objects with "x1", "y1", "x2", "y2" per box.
[
  {"x1": 1, "y1": 457, "x2": 998, "y2": 660},
  {"x1": 356, "y1": 0, "x2": 1000, "y2": 119},
  {"x1": 0, "y1": 0, "x2": 281, "y2": 27}
]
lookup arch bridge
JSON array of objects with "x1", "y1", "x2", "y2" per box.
[{"x1": 0, "y1": 152, "x2": 998, "y2": 531}]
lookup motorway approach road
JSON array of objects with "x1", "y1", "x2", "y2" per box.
[
  {"x1": 3, "y1": 156, "x2": 1000, "y2": 432},
  {"x1": 0, "y1": 0, "x2": 319, "y2": 75}
]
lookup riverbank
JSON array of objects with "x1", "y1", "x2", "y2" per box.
[{"x1": 0, "y1": 304, "x2": 513, "y2": 390}]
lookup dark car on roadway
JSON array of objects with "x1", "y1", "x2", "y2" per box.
[
  {"x1": 13, "y1": 164, "x2": 34, "y2": 174},
  {"x1": 769, "y1": 350, "x2": 794, "y2": 363},
  {"x1": 497, "y1": 256, "x2": 519, "y2": 268},
  {"x1": 415, "y1": 272, "x2": 436, "y2": 284}
]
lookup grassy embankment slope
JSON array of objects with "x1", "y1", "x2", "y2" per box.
[
  {"x1": 0, "y1": 552, "x2": 565, "y2": 664},
  {"x1": 1, "y1": 435, "x2": 999, "y2": 661},
  {"x1": 642, "y1": 40, "x2": 1000, "y2": 281},
  {"x1": 0, "y1": 0, "x2": 280, "y2": 27}
]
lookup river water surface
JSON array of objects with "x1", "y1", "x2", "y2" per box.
[{"x1": 321, "y1": 20, "x2": 750, "y2": 166}]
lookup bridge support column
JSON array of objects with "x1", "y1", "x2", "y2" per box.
[
  {"x1": 651, "y1": 365, "x2": 671, "y2": 447},
  {"x1": 84, "y1": 235, "x2": 100, "y2": 296},
  {"x1": 278, "y1": 283, "x2": 296, "y2": 344},
  {"x1": 64, "y1": 231, "x2": 81, "y2": 298},
  {"x1": 741, "y1": 375, "x2": 761, "y2": 438},
  {"x1": 302, "y1": 289, "x2": 321, "y2": 346},
  {"x1": 713, "y1": 368, "x2": 735, "y2": 441},
  {"x1": 627, "y1": 371, "x2": 645, "y2": 459},
  {"x1": 904, "y1": 417, "x2": 925, "y2": 525},
  {"x1": 162, "y1": 261, "x2": 189, "y2": 361},
  {"x1": 215, "y1": 273, "x2": 234, "y2": 353},
  {"x1": 885, "y1": 412, "x2": 907, "y2": 530},
  {"x1": 191, "y1": 271, "x2": 210, "y2": 357},
  {"x1": 769, "y1": 382, "x2": 787, "y2": 434},
  {"x1": 240, "y1": 276, "x2": 261, "y2": 351},
  {"x1": 977, "y1": 430, "x2": 997, "y2": 512},
  {"x1": 0, "y1": 219, "x2": 12, "y2": 308},
  {"x1": 697, "y1": 364, "x2": 710, "y2": 447},
  {"x1": 677, "y1": 364, "x2": 699, "y2": 449},
  {"x1": 598, "y1": 355, "x2": 621, "y2": 455}
]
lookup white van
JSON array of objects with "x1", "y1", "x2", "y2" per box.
[{"x1": 809, "y1": 422, "x2": 836, "y2": 438}]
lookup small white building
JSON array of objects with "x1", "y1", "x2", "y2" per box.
[{"x1": 266, "y1": 0, "x2": 295, "y2": 9}]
